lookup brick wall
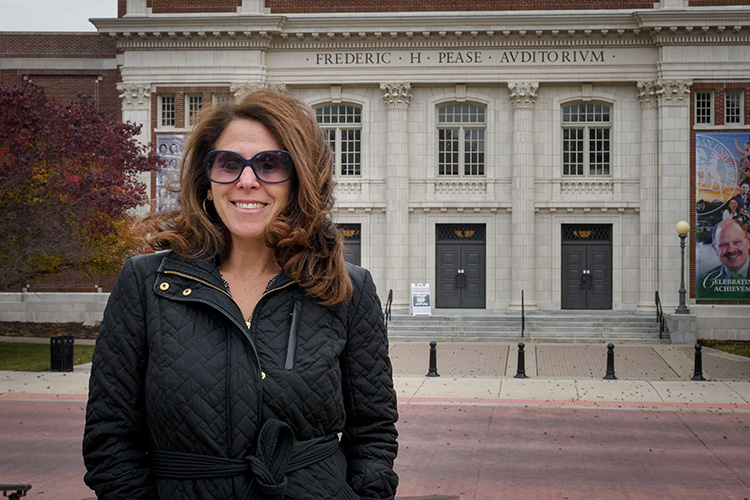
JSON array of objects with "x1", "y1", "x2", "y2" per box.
[
  {"x1": 148, "y1": 0, "x2": 241, "y2": 13},
  {"x1": 0, "y1": 34, "x2": 121, "y2": 120},
  {"x1": 267, "y1": 0, "x2": 659, "y2": 13}
]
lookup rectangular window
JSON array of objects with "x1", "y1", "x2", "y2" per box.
[
  {"x1": 437, "y1": 103, "x2": 486, "y2": 177},
  {"x1": 186, "y1": 95, "x2": 203, "y2": 127},
  {"x1": 695, "y1": 91, "x2": 713, "y2": 125},
  {"x1": 563, "y1": 128, "x2": 584, "y2": 176},
  {"x1": 726, "y1": 91, "x2": 742, "y2": 125},
  {"x1": 562, "y1": 102, "x2": 611, "y2": 177},
  {"x1": 340, "y1": 129, "x2": 361, "y2": 176},
  {"x1": 316, "y1": 104, "x2": 362, "y2": 176},
  {"x1": 438, "y1": 129, "x2": 459, "y2": 176},
  {"x1": 159, "y1": 95, "x2": 175, "y2": 128}
]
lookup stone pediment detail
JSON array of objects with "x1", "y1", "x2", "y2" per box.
[
  {"x1": 434, "y1": 180, "x2": 487, "y2": 194},
  {"x1": 560, "y1": 179, "x2": 614, "y2": 194},
  {"x1": 334, "y1": 181, "x2": 362, "y2": 195}
]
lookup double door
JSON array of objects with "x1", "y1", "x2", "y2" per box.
[
  {"x1": 436, "y1": 242, "x2": 486, "y2": 309},
  {"x1": 561, "y1": 242, "x2": 612, "y2": 309}
]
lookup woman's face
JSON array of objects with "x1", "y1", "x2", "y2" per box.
[
  {"x1": 730, "y1": 199, "x2": 739, "y2": 212},
  {"x1": 206, "y1": 118, "x2": 292, "y2": 247}
]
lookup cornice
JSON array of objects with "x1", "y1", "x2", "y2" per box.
[{"x1": 93, "y1": 9, "x2": 750, "y2": 50}]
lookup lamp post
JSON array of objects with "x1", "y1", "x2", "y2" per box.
[{"x1": 675, "y1": 220, "x2": 690, "y2": 314}]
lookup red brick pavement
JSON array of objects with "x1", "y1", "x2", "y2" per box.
[
  {"x1": 395, "y1": 404, "x2": 750, "y2": 500},
  {"x1": 3, "y1": 398, "x2": 750, "y2": 500}
]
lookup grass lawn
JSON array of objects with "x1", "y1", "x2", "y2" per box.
[
  {"x1": 700, "y1": 340, "x2": 750, "y2": 359},
  {"x1": 0, "y1": 342, "x2": 95, "y2": 372}
]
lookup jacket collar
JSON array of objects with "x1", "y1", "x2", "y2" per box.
[{"x1": 157, "y1": 250, "x2": 293, "y2": 292}]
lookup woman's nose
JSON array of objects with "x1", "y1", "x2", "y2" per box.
[{"x1": 236, "y1": 165, "x2": 261, "y2": 188}]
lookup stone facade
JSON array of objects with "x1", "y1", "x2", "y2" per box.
[{"x1": 2, "y1": 1, "x2": 750, "y2": 335}]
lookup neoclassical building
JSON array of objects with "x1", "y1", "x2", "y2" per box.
[{"x1": 4, "y1": 0, "x2": 750, "y2": 336}]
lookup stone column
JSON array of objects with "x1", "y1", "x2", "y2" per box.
[
  {"x1": 507, "y1": 82, "x2": 539, "y2": 310},
  {"x1": 637, "y1": 81, "x2": 659, "y2": 309},
  {"x1": 380, "y1": 83, "x2": 412, "y2": 308},
  {"x1": 655, "y1": 79, "x2": 692, "y2": 308},
  {"x1": 117, "y1": 82, "x2": 152, "y2": 215}
]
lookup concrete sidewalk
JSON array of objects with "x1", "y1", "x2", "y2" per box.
[{"x1": 1, "y1": 341, "x2": 749, "y2": 409}]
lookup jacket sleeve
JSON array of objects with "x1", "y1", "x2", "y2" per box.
[
  {"x1": 82, "y1": 257, "x2": 157, "y2": 499},
  {"x1": 340, "y1": 266, "x2": 399, "y2": 500}
]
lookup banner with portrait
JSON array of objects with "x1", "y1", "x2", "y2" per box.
[
  {"x1": 156, "y1": 135, "x2": 185, "y2": 212},
  {"x1": 695, "y1": 132, "x2": 750, "y2": 300}
]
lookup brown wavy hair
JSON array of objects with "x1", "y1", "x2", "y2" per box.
[{"x1": 137, "y1": 88, "x2": 352, "y2": 306}]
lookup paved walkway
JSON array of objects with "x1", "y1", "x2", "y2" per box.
[{"x1": 1, "y1": 340, "x2": 750, "y2": 499}]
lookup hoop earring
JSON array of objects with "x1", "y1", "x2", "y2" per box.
[{"x1": 203, "y1": 198, "x2": 210, "y2": 212}]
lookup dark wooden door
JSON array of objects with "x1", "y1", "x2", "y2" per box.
[
  {"x1": 436, "y1": 242, "x2": 486, "y2": 308},
  {"x1": 562, "y1": 242, "x2": 612, "y2": 309}
]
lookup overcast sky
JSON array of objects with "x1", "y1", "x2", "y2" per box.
[{"x1": 0, "y1": 0, "x2": 117, "y2": 32}]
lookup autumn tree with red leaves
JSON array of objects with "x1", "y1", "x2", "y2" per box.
[{"x1": 0, "y1": 84, "x2": 163, "y2": 290}]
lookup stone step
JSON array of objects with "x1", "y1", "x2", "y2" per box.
[{"x1": 385, "y1": 311, "x2": 666, "y2": 343}]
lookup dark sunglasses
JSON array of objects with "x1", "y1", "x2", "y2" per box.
[{"x1": 204, "y1": 150, "x2": 294, "y2": 184}]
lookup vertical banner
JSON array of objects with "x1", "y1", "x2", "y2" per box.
[
  {"x1": 695, "y1": 132, "x2": 750, "y2": 300},
  {"x1": 156, "y1": 135, "x2": 185, "y2": 212}
]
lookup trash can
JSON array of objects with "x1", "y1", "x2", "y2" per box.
[{"x1": 50, "y1": 336, "x2": 74, "y2": 372}]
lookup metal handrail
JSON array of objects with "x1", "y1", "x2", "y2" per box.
[
  {"x1": 384, "y1": 289, "x2": 393, "y2": 332},
  {"x1": 655, "y1": 291, "x2": 665, "y2": 339}
]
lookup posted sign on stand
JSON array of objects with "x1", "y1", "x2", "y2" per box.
[{"x1": 410, "y1": 283, "x2": 431, "y2": 316}]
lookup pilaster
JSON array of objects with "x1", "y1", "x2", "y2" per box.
[
  {"x1": 508, "y1": 82, "x2": 539, "y2": 310},
  {"x1": 637, "y1": 81, "x2": 659, "y2": 310},
  {"x1": 655, "y1": 78, "x2": 692, "y2": 309},
  {"x1": 380, "y1": 82, "x2": 412, "y2": 308},
  {"x1": 118, "y1": 82, "x2": 152, "y2": 215}
]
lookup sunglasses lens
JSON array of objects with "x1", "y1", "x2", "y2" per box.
[
  {"x1": 253, "y1": 151, "x2": 293, "y2": 183},
  {"x1": 206, "y1": 150, "x2": 294, "y2": 184},
  {"x1": 208, "y1": 151, "x2": 244, "y2": 183}
]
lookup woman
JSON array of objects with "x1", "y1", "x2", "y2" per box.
[
  {"x1": 83, "y1": 89, "x2": 399, "y2": 499},
  {"x1": 723, "y1": 198, "x2": 741, "y2": 221}
]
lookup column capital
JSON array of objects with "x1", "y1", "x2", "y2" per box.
[
  {"x1": 231, "y1": 82, "x2": 288, "y2": 99},
  {"x1": 637, "y1": 81, "x2": 659, "y2": 109},
  {"x1": 380, "y1": 83, "x2": 412, "y2": 109},
  {"x1": 508, "y1": 82, "x2": 539, "y2": 109},
  {"x1": 655, "y1": 79, "x2": 692, "y2": 106},
  {"x1": 117, "y1": 82, "x2": 151, "y2": 109}
]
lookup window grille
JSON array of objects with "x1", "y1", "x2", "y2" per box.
[
  {"x1": 316, "y1": 104, "x2": 362, "y2": 176},
  {"x1": 695, "y1": 91, "x2": 713, "y2": 125},
  {"x1": 186, "y1": 95, "x2": 203, "y2": 127},
  {"x1": 725, "y1": 91, "x2": 742, "y2": 125},
  {"x1": 562, "y1": 102, "x2": 611, "y2": 177},
  {"x1": 339, "y1": 223, "x2": 361, "y2": 241},
  {"x1": 159, "y1": 95, "x2": 175, "y2": 128},
  {"x1": 437, "y1": 103, "x2": 486, "y2": 177},
  {"x1": 436, "y1": 224, "x2": 486, "y2": 242},
  {"x1": 562, "y1": 224, "x2": 611, "y2": 242}
]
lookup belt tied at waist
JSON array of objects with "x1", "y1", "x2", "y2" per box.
[{"x1": 151, "y1": 419, "x2": 340, "y2": 500}]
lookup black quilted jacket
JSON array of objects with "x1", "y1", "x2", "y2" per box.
[{"x1": 83, "y1": 251, "x2": 399, "y2": 499}]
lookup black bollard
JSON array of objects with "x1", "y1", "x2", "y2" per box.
[
  {"x1": 514, "y1": 342, "x2": 528, "y2": 378},
  {"x1": 691, "y1": 343, "x2": 706, "y2": 381},
  {"x1": 603, "y1": 343, "x2": 617, "y2": 380},
  {"x1": 426, "y1": 340, "x2": 440, "y2": 377}
]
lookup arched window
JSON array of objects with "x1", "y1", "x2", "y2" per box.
[
  {"x1": 437, "y1": 103, "x2": 486, "y2": 176},
  {"x1": 315, "y1": 103, "x2": 362, "y2": 176},
  {"x1": 562, "y1": 102, "x2": 611, "y2": 176}
]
